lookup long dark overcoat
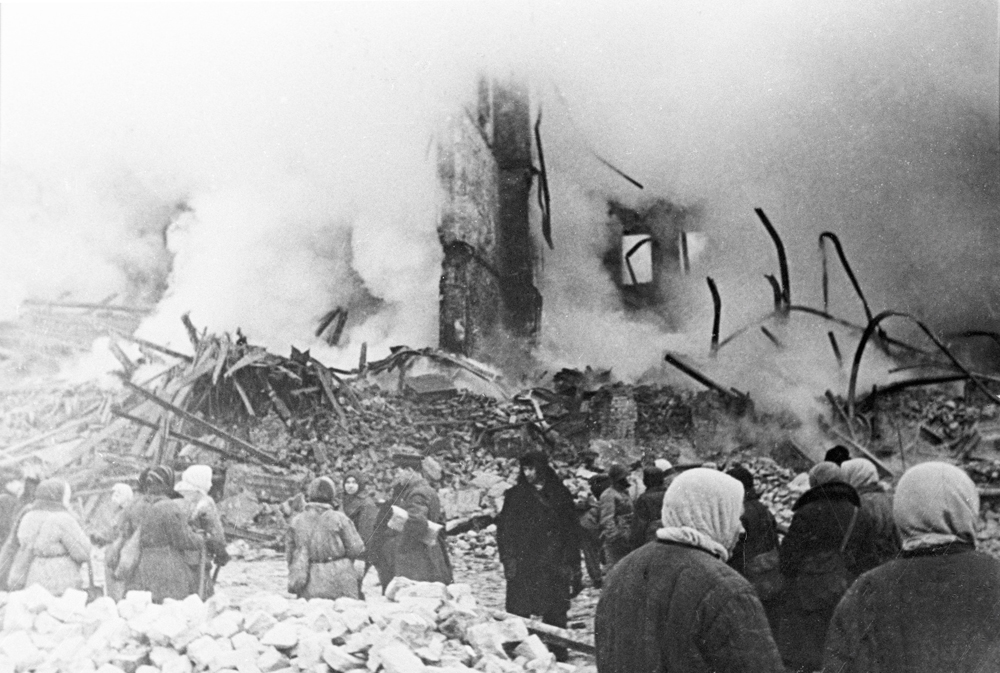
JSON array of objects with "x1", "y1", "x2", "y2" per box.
[
  {"x1": 775, "y1": 480, "x2": 879, "y2": 672},
  {"x1": 824, "y1": 543, "x2": 1000, "y2": 673},
  {"x1": 595, "y1": 540, "x2": 785, "y2": 673},
  {"x1": 496, "y1": 469, "x2": 580, "y2": 622}
]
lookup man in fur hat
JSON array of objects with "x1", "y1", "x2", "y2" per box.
[{"x1": 373, "y1": 449, "x2": 452, "y2": 589}]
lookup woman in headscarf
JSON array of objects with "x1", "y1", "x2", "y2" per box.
[
  {"x1": 824, "y1": 462, "x2": 1000, "y2": 673},
  {"x1": 774, "y1": 461, "x2": 879, "y2": 672},
  {"x1": 10, "y1": 479, "x2": 91, "y2": 596},
  {"x1": 286, "y1": 477, "x2": 366, "y2": 600},
  {"x1": 840, "y1": 458, "x2": 900, "y2": 565},
  {"x1": 119, "y1": 466, "x2": 204, "y2": 603},
  {"x1": 175, "y1": 465, "x2": 229, "y2": 597},
  {"x1": 595, "y1": 468, "x2": 784, "y2": 672},
  {"x1": 497, "y1": 451, "x2": 581, "y2": 661},
  {"x1": 342, "y1": 470, "x2": 378, "y2": 591}
]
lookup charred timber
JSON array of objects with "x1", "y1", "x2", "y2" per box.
[
  {"x1": 760, "y1": 326, "x2": 784, "y2": 349},
  {"x1": 707, "y1": 277, "x2": 721, "y2": 356},
  {"x1": 818, "y1": 232, "x2": 875, "y2": 325},
  {"x1": 828, "y1": 331, "x2": 843, "y2": 367},
  {"x1": 847, "y1": 311, "x2": 1000, "y2": 417},
  {"x1": 755, "y1": 208, "x2": 790, "y2": 313},
  {"x1": 663, "y1": 352, "x2": 751, "y2": 414},
  {"x1": 120, "y1": 379, "x2": 280, "y2": 465},
  {"x1": 765, "y1": 275, "x2": 783, "y2": 312}
]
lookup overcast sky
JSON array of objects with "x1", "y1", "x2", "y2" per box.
[{"x1": 1, "y1": 2, "x2": 997, "y2": 392}]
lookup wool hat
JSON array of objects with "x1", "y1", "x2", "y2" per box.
[
  {"x1": 307, "y1": 476, "x2": 338, "y2": 505},
  {"x1": 607, "y1": 463, "x2": 629, "y2": 483}
]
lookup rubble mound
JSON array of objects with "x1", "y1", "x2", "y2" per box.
[{"x1": 0, "y1": 578, "x2": 588, "y2": 673}]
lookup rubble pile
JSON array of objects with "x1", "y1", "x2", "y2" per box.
[{"x1": 0, "y1": 577, "x2": 588, "y2": 673}]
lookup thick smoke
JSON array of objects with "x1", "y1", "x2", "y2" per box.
[{"x1": 1, "y1": 1, "x2": 996, "y2": 399}]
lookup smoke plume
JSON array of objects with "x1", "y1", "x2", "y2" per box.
[{"x1": 1, "y1": 1, "x2": 996, "y2": 407}]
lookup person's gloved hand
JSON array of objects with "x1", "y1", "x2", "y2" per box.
[{"x1": 214, "y1": 547, "x2": 231, "y2": 567}]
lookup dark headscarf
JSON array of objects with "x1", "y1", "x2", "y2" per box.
[
  {"x1": 725, "y1": 465, "x2": 757, "y2": 500},
  {"x1": 142, "y1": 466, "x2": 177, "y2": 497},
  {"x1": 518, "y1": 451, "x2": 557, "y2": 486},
  {"x1": 824, "y1": 445, "x2": 851, "y2": 466},
  {"x1": 342, "y1": 470, "x2": 366, "y2": 516},
  {"x1": 642, "y1": 466, "x2": 666, "y2": 490},
  {"x1": 307, "y1": 477, "x2": 338, "y2": 506}
]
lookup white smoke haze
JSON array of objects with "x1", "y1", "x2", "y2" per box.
[{"x1": 1, "y1": 1, "x2": 996, "y2": 412}]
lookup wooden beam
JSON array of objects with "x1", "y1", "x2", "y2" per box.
[{"x1": 120, "y1": 379, "x2": 279, "y2": 465}]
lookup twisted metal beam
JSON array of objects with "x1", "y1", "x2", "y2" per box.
[{"x1": 847, "y1": 311, "x2": 1000, "y2": 417}]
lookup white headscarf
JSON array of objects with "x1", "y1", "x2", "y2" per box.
[
  {"x1": 657, "y1": 468, "x2": 745, "y2": 561},
  {"x1": 894, "y1": 462, "x2": 978, "y2": 551},
  {"x1": 841, "y1": 458, "x2": 878, "y2": 491}
]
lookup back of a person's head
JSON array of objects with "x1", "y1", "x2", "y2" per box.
[
  {"x1": 893, "y1": 462, "x2": 978, "y2": 549},
  {"x1": 642, "y1": 466, "x2": 665, "y2": 490},
  {"x1": 589, "y1": 473, "x2": 611, "y2": 498},
  {"x1": 725, "y1": 465, "x2": 756, "y2": 498},
  {"x1": 824, "y1": 445, "x2": 851, "y2": 466}
]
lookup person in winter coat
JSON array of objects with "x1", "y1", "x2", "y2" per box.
[
  {"x1": 175, "y1": 465, "x2": 229, "y2": 597},
  {"x1": 840, "y1": 458, "x2": 900, "y2": 565},
  {"x1": 599, "y1": 463, "x2": 634, "y2": 573},
  {"x1": 119, "y1": 466, "x2": 204, "y2": 603},
  {"x1": 11, "y1": 479, "x2": 91, "y2": 596},
  {"x1": 497, "y1": 452, "x2": 582, "y2": 660},
  {"x1": 578, "y1": 473, "x2": 610, "y2": 588},
  {"x1": 342, "y1": 470, "x2": 379, "y2": 589},
  {"x1": 377, "y1": 450, "x2": 452, "y2": 588},
  {"x1": 774, "y1": 461, "x2": 880, "y2": 672},
  {"x1": 342, "y1": 470, "x2": 379, "y2": 549},
  {"x1": 725, "y1": 465, "x2": 779, "y2": 576},
  {"x1": 286, "y1": 477, "x2": 366, "y2": 600},
  {"x1": 596, "y1": 468, "x2": 785, "y2": 673},
  {"x1": 630, "y1": 466, "x2": 667, "y2": 548},
  {"x1": 823, "y1": 462, "x2": 1000, "y2": 673}
]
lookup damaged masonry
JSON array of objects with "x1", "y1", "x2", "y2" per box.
[{"x1": 1, "y1": 15, "x2": 999, "y2": 669}]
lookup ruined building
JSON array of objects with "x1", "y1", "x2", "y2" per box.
[{"x1": 436, "y1": 77, "x2": 541, "y2": 361}]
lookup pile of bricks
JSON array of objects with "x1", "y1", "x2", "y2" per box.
[{"x1": 0, "y1": 576, "x2": 581, "y2": 673}]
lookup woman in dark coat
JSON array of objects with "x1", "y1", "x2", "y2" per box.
[
  {"x1": 725, "y1": 466, "x2": 779, "y2": 575},
  {"x1": 497, "y1": 451, "x2": 581, "y2": 655},
  {"x1": 823, "y1": 462, "x2": 1000, "y2": 673},
  {"x1": 596, "y1": 468, "x2": 785, "y2": 673},
  {"x1": 342, "y1": 471, "x2": 378, "y2": 548},
  {"x1": 775, "y1": 461, "x2": 879, "y2": 672},
  {"x1": 119, "y1": 466, "x2": 204, "y2": 603}
]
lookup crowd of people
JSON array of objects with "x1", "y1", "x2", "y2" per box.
[
  {"x1": 1, "y1": 444, "x2": 997, "y2": 672},
  {"x1": 587, "y1": 449, "x2": 1000, "y2": 673},
  {"x1": 0, "y1": 447, "x2": 455, "y2": 611}
]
